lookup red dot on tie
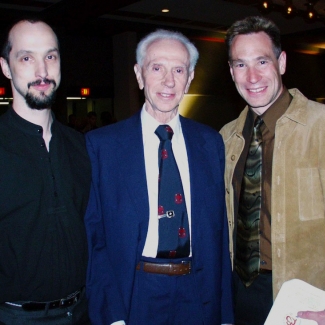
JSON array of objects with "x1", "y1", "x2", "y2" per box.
[
  {"x1": 158, "y1": 206, "x2": 164, "y2": 215},
  {"x1": 161, "y1": 149, "x2": 168, "y2": 159},
  {"x1": 165, "y1": 126, "x2": 173, "y2": 133},
  {"x1": 178, "y1": 228, "x2": 186, "y2": 238},
  {"x1": 169, "y1": 250, "x2": 177, "y2": 257},
  {"x1": 175, "y1": 193, "x2": 183, "y2": 204}
]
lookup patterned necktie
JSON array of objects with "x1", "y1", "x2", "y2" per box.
[
  {"x1": 155, "y1": 125, "x2": 190, "y2": 258},
  {"x1": 236, "y1": 117, "x2": 263, "y2": 286}
]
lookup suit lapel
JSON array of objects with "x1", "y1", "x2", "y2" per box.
[
  {"x1": 116, "y1": 113, "x2": 149, "y2": 225},
  {"x1": 181, "y1": 117, "x2": 211, "y2": 251}
]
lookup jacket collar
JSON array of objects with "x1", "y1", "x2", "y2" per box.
[
  {"x1": 281, "y1": 88, "x2": 308, "y2": 126},
  {"x1": 231, "y1": 88, "x2": 308, "y2": 138}
]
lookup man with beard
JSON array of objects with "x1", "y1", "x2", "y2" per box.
[{"x1": 0, "y1": 19, "x2": 91, "y2": 324}]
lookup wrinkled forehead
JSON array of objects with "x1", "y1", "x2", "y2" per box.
[
  {"x1": 9, "y1": 21, "x2": 59, "y2": 54},
  {"x1": 145, "y1": 38, "x2": 190, "y2": 66},
  {"x1": 230, "y1": 32, "x2": 275, "y2": 59}
]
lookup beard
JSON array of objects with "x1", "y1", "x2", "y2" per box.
[{"x1": 25, "y1": 78, "x2": 57, "y2": 110}]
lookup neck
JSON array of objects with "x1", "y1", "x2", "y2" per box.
[{"x1": 145, "y1": 105, "x2": 178, "y2": 124}]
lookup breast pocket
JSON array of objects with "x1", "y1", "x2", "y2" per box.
[{"x1": 297, "y1": 168, "x2": 325, "y2": 221}]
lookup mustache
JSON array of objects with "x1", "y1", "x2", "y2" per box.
[{"x1": 27, "y1": 78, "x2": 56, "y2": 89}]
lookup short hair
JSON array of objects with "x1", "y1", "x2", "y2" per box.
[
  {"x1": 225, "y1": 16, "x2": 282, "y2": 62},
  {"x1": 1, "y1": 18, "x2": 59, "y2": 63},
  {"x1": 136, "y1": 29, "x2": 199, "y2": 72}
]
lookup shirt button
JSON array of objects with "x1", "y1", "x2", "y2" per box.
[
  {"x1": 231, "y1": 155, "x2": 236, "y2": 161},
  {"x1": 40, "y1": 142, "x2": 45, "y2": 147},
  {"x1": 37, "y1": 128, "x2": 42, "y2": 134}
]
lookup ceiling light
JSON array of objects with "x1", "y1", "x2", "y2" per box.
[
  {"x1": 259, "y1": 0, "x2": 272, "y2": 13},
  {"x1": 283, "y1": 0, "x2": 296, "y2": 18},
  {"x1": 305, "y1": 2, "x2": 317, "y2": 22},
  {"x1": 161, "y1": 8, "x2": 169, "y2": 13}
]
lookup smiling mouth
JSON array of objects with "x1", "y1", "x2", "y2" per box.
[
  {"x1": 248, "y1": 87, "x2": 266, "y2": 93},
  {"x1": 159, "y1": 92, "x2": 174, "y2": 98}
]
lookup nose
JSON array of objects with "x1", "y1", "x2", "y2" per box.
[
  {"x1": 162, "y1": 70, "x2": 175, "y2": 88},
  {"x1": 246, "y1": 66, "x2": 261, "y2": 84},
  {"x1": 35, "y1": 59, "x2": 48, "y2": 79}
]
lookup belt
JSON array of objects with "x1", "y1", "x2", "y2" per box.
[
  {"x1": 259, "y1": 268, "x2": 272, "y2": 274},
  {"x1": 136, "y1": 261, "x2": 191, "y2": 276},
  {"x1": 5, "y1": 288, "x2": 83, "y2": 311}
]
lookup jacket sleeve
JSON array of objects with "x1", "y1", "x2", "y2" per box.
[{"x1": 85, "y1": 134, "x2": 127, "y2": 325}]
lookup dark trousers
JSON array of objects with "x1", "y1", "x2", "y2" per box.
[
  {"x1": 128, "y1": 258, "x2": 204, "y2": 325},
  {"x1": 0, "y1": 289, "x2": 90, "y2": 325},
  {"x1": 233, "y1": 270, "x2": 273, "y2": 325}
]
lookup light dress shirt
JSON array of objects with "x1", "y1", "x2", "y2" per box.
[{"x1": 141, "y1": 106, "x2": 192, "y2": 257}]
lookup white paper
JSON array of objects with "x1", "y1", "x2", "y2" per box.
[{"x1": 264, "y1": 279, "x2": 325, "y2": 325}]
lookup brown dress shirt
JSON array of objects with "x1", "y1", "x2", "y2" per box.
[{"x1": 233, "y1": 87, "x2": 292, "y2": 271}]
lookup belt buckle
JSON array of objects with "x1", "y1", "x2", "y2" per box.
[
  {"x1": 59, "y1": 291, "x2": 80, "y2": 308},
  {"x1": 181, "y1": 260, "x2": 191, "y2": 275},
  {"x1": 59, "y1": 298, "x2": 67, "y2": 307}
]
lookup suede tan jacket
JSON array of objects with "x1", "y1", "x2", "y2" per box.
[{"x1": 220, "y1": 88, "x2": 325, "y2": 299}]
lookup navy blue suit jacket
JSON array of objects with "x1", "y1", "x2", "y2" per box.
[{"x1": 85, "y1": 111, "x2": 234, "y2": 324}]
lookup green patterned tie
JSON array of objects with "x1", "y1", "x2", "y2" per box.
[{"x1": 236, "y1": 117, "x2": 263, "y2": 286}]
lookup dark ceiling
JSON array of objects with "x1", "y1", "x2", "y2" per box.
[
  {"x1": 0, "y1": 0, "x2": 325, "y2": 40},
  {"x1": 0, "y1": 0, "x2": 324, "y2": 93},
  {"x1": 0, "y1": 0, "x2": 324, "y2": 122}
]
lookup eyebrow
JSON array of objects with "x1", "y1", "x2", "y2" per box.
[
  {"x1": 15, "y1": 47, "x2": 60, "y2": 58},
  {"x1": 231, "y1": 55, "x2": 273, "y2": 64},
  {"x1": 149, "y1": 61, "x2": 187, "y2": 67},
  {"x1": 255, "y1": 55, "x2": 272, "y2": 60}
]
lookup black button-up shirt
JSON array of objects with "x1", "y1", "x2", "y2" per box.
[{"x1": 0, "y1": 108, "x2": 91, "y2": 302}]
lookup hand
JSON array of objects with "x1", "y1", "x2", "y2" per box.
[{"x1": 297, "y1": 310, "x2": 325, "y2": 325}]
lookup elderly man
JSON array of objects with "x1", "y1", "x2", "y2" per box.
[
  {"x1": 220, "y1": 16, "x2": 325, "y2": 325},
  {"x1": 0, "y1": 19, "x2": 91, "y2": 324},
  {"x1": 85, "y1": 29, "x2": 234, "y2": 325}
]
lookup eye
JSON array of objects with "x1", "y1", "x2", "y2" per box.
[
  {"x1": 152, "y1": 65, "x2": 161, "y2": 72},
  {"x1": 47, "y1": 54, "x2": 59, "y2": 60},
  {"x1": 235, "y1": 63, "x2": 245, "y2": 68},
  {"x1": 22, "y1": 57, "x2": 30, "y2": 62},
  {"x1": 175, "y1": 68, "x2": 184, "y2": 74}
]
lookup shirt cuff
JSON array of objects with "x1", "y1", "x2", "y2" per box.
[{"x1": 111, "y1": 321, "x2": 125, "y2": 325}]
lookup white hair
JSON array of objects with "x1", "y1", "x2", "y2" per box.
[{"x1": 136, "y1": 29, "x2": 199, "y2": 72}]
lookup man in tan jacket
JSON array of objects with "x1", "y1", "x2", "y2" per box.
[{"x1": 220, "y1": 15, "x2": 325, "y2": 325}]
